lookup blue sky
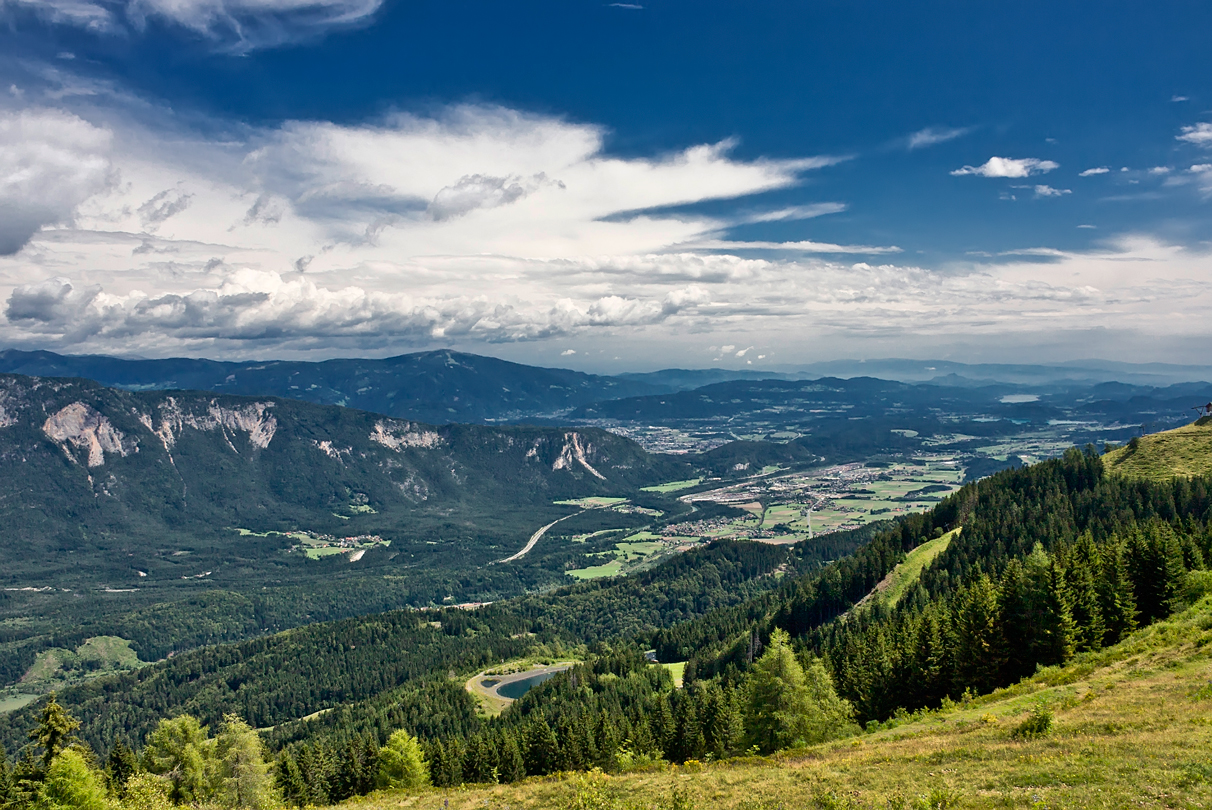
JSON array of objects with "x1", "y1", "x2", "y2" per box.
[{"x1": 0, "y1": 0, "x2": 1210, "y2": 370}]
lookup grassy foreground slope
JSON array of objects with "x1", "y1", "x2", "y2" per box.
[
  {"x1": 348, "y1": 587, "x2": 1212, "y2": 809},
  {"x1": 1104, "y1": 417, "x2": 1212, "y2": 480}
]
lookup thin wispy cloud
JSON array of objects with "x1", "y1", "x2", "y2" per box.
[
  {"x1": 1079, "y1": 167, "x2": 1110, "y2": 176},
  {"x1": 951, "y1": 157, "x2": 1059, "y2": 178},
  {"x1": 736, "y1": 203, "x2": 847, "y2": 224},
  {"x1": 906, "y1": 126, "x2": 973, "y2": 150},
  {"x1": 0, "y1": 0, "x2": 384, "y2": 50},
  {"x1": 608, "y1": 3, "x2": 643, "y2": 7},
  {"x1": 686, "y1": 239, "x2": 901, "y2": 254},
  {"x1": 1033, "y1": 185, "x2": 1071, "y2": 198}
]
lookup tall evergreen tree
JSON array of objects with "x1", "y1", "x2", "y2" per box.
[
  {"x1": 744, "y1": 628, "x2": 816, "y2": 754},
  {"x1": 497, "y1": 732, "x2": 525, "y2": 783},
  {"x1": 105, "y1": 740, "x2": 139, "y2": 798},
  {"x1": 952, "y1": 574, "x2": 1004, "y2": 693},
  {"x1": 30, "y1": 695, "x2": 80, "y2": 771},
  {"x1": 215, "y1": 714, "x2": 278, "y2": 810},
  {"x1": 1098, "y1": 535, "x2": 1138, "y2": 646},
  {"x1": 375, "y1": 730, "x2": 429, "y2": 791},
  {"x1": 521, "y1": 716, "x2": 558, "y2": 776}
]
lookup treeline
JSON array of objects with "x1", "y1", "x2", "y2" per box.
[{"x1": 823, "y1": 519, "x2": 1210, "y2": 722}]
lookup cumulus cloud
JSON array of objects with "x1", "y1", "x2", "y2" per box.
[
  {"x1": 1033, "y1": 185, "x2": 1071, "y2": 198},
  {"x1": 0, "y1": 108, "x2": 114, "y2": 255},
  {"x1": 1, "y1": 0, "x2": 383, "y2": 49},
  {"x1": 1079, "y1": 167, "x2": 1110, "y2": 176},
  {"x1": 906, "y1": 126, "x2": 973, "y2": 150},
  {"x1": 951, "y1": 157, "x2": 1059, "y2": 178},
  {"x1": 1177, "y1": 123, "x2": 1212, "y2": 147},
  {"x1": 3, "y1": 267, "x2": 714, "y2": 345}
]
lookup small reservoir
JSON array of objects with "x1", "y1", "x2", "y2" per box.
[{"x1": 497, "y1": 670, "x2": 561, "y2": 699}]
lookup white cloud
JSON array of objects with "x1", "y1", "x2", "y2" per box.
[
  {"x1": 560, "y1": 349, "x2": 576, "y2": 355},
  {"x1": 1177, "y1": 123, "x2": 1212, "y2": 147},
  {"x1": 951, "y1": 157, "x2": 1059, "y2": 178},
  {"x1": 0, "y1": 108, "x2": 115, "y2": 255},
  {"x1": 1172, "y1": 95, "x2": 1190, "y2": 102},
  {"x1": 1079, "y1": 167, "x2": 1110, "y2": 177},
  {"x1": 1, "y1": 0, "x2": 116, "y2": 30},
  {"x1": 685, "y1": 239, "x2": 901, "y2": 254},
  {"x1": 906, "y1": 126, "x2": 973, "y2": 150},
  {"x1": 3, "y1": 94, "x2": 1211, "y2": 365},
  {"x1": 737, "y1": 203, "x2": 847, "y2": 223},
  {"x1": 1033, "y1": 185, "x2": 1071, "y2": 198},
  {"x1": 1, "y1": 0, "x2": 383, "y2": 49},
  {"x1": 1148, "y1": 166, "x2": 1172, "y2": 175},
  {"x1": 1189, "y1": 164, "x2": 1212, "y2": 197}
]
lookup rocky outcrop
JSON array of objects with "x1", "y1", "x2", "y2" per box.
[
  {"x1": 370, "y1": 420, "x2": 444, "y2": 450},
  {"x1": 43, "y1": 402, "x2": 135, "y2": 467},
  {"x1": 138, "y1": 398, "x2": 277, "y2": 451},
  {"x1": 552, "y1": 432, "x2": 606, "y2": 480}
]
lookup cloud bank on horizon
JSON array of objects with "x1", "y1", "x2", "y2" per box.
[{"x1": 0, "y1": 1, "x2": 1210, "y2": 369}]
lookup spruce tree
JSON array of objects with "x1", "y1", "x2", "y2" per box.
[
  {"x1": 275, "y1": 751, "x2": 307, "y2": 808},
  {"x1": 522, "y1": 716, "x2": 559, "y2": 776},
  {"x1": 952, "y1": 574, "x2": 1004, "y2": 694},
  {"x1": 1099, "y1": 535, "x2": 1138, "y2": 646},
  {"x1": 1062, "y1": 533, "x2": 1106, "y2": 651},
  {"x1": 30, "y1": 694, "x2": 80, "y2": 771},
  {"x1": 497, "y1": 733, "x2": 525, "y2": 783},
  {"x1": 105, "y1": 740, "x2": 139, "y2": 798}
]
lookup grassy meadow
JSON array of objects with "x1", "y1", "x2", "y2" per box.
[{"x1": 1104, "y1": 420, "x2": 1212, "y2": 481}]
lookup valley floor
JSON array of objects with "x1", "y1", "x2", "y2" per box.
[{"x1": 343, "y1": 596, "x2": 1212, "y2": 809}]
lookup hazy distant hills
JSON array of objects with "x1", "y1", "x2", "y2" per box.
[
  {"x1": 0, "y1": 374, "x2": 685, "y2": 587},
  {"x1": 4, "y1": 349, "x2": 1210, "y2": 427},
  {"x1": 0, "y1": 349, "x2": 664, "y2": 424}
]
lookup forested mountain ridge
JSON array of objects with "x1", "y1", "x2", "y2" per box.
[
  {"x1": 0, "y1": 373, "x2": 688, "y2": 587},
  {"x1": 0, "y1": 349, "x2": 664, "y2": 424}
]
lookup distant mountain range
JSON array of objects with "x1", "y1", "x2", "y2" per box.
[
  {"x1": 0, "y1": 374, "x2": 685, "y2": 587},
  {"x1": 0, "y1": 349, "x2": 668, "y2": 425}
]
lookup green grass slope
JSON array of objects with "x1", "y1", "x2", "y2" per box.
[
  {"x1": 1104, "y1": 417, "x2": 1212, "y2": 480},
  {"x1": 854, "y1": 527, "x2": 958, "y2": 611},
  {"x1": 342, "y1": 586, "x2": 1212, "y2": 809}
]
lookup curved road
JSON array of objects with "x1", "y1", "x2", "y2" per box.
[{"x1": 496, "y1": 511, "x2": 584, "y2": 563}]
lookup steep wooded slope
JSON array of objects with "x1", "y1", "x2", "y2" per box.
[{"x1": 0, "y1": 373, "x2": 687, "y2": 586}]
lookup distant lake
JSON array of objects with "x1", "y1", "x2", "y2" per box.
[{"x1": 498, "y1": 670, "x2": 561, "y2": 699}]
